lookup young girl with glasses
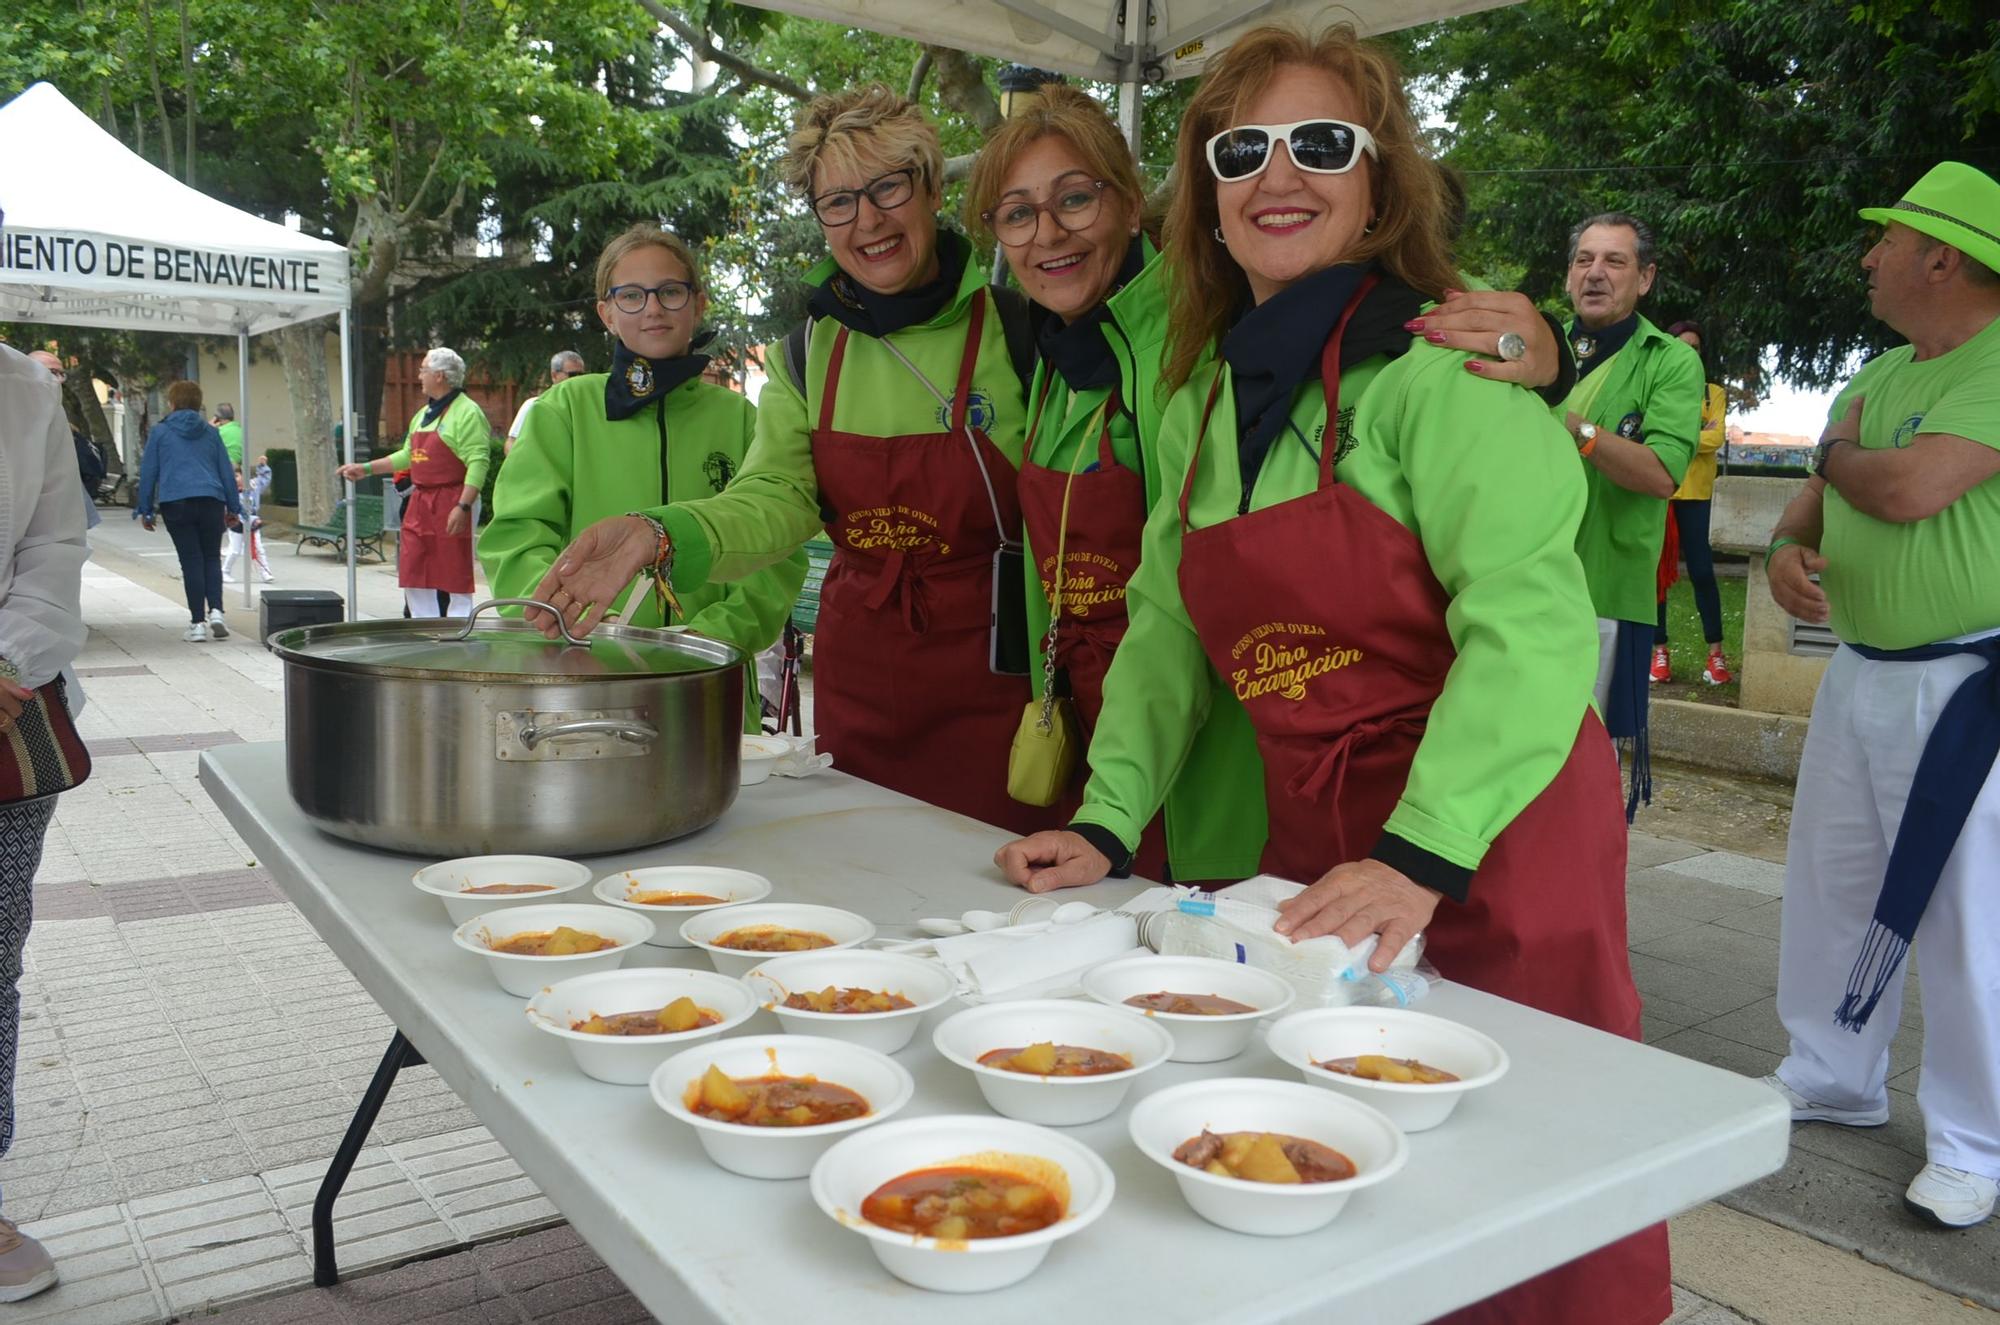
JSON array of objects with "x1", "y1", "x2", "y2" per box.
[{"x1": 478, "y1": 222, "x2": 805, "y2": 731}]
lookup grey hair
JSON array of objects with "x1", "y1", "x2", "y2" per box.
[
  {"x1": 550, "y1": 350, "x2": 586, "y2": 376},
  {"x1": 214, "y1": 402, "x2": 235, "y2": 420},
  {"x1": 1567, "y1": 212, "x2": 1656, "y2": 269},
  {"x1": 422, "y1": 347, "x2": 467, "y2": 388}
]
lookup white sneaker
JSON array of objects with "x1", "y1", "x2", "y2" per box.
[
  {"x1": 1904, "y1": 1163, "x2": 1998, "y2": 1228},
  {"x1": 259, "y1": 566, "x2": 276, "y2": 583},
  {"x1": 1759, "y1": 1074, "x2": 1890, "y2": 1127},
  {"x1": 183, "y1": 621, "x2": 208, "y2": 643},
  {"x1": 207, "y1": 610, "x2": 230, "y2": 640}
]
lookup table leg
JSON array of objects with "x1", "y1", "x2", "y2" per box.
[{"x1": 312, "y1": 1031, "x2": 426, "y2": 1287}]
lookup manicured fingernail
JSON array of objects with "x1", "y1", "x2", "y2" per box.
[
  {"x1": 1465, "y1": 360, "x2": 1486, "y2": 374},
  {"x1": 1402, "y1": 318, "x2": 1425, "y2": 332},
  {"x1": 1425, "y1": 331, "x2": 1448, "y2": 344}
]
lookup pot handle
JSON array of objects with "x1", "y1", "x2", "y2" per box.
[
  {"x1": 518, "y1": 717, "x2": 659, "y2": 750},
  {"x1": 439, "y1": 598, "x2": 592, "y2": 647}
]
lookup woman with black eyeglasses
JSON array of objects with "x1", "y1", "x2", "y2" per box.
[
  {"x1": 527, "y1": 87, "x2": 1049, "y2": 834},
  {"x1": 478, "y1": 222, "x2": 804, "y2": 729}
]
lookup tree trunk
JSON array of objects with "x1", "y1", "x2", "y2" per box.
[
  {"x1": 276, "y1": 319, "x2": 338, "y2": 527},
  {"x1": 924, "y1": 46, "x2": 1001, "y2": 135},
  {"x1": 350, "y1": 194, "x2": 403, "y2": 455}
]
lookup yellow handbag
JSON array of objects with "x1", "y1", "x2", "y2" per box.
[{"x1": 1007, "y1": 405, "x2": 1101, "y2": 807}]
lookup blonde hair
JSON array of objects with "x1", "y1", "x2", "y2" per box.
[
  {"x1": 1161, "y1": 23, "x2": 1458, "y2": 391},
  {"x1": 962, "y1": 85, "x2": 1144, "y2": 233},
  {"x1": 594, "y1": 223, "x2": 702, "y2": 301},
  {"x1": 782, "y1": 84, "x2": 943, "y2": 197}
]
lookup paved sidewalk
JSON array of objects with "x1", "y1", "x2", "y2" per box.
[{"x1": 3, "y1": 517, "x2": 1991, "y2": 1323}]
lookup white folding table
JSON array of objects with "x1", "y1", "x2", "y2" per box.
[{"x1": 200, "y1": 741, "x2": 1789, "y2": 1324}]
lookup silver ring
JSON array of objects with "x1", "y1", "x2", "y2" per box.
[{"x1": 1497, "y1": 332, "x2": 1527, "y2": 362}]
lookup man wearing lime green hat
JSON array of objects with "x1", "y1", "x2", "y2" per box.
[{"x1": 1762, "y1": 161, "x2": 2000, "y2": 1230}]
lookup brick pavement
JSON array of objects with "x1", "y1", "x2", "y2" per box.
[{"x1": 0, "y1": 521, "x2": 1984, "y2": 1322}]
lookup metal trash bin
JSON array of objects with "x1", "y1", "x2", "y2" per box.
[{"x1": 259, "y1": 589, "x2": 345, "y2": 645}]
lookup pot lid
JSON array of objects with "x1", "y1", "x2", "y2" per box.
[{"x1": 271, "y1": 601, "x2": 741, "y2": 681}]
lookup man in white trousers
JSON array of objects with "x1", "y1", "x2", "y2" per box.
[{"x1": 1764, "y1": 161, "x2": 2000, "y2": 1229}]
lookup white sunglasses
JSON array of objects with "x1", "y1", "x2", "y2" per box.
[{"x1": 1205, "y1": 119, "x2": 1379, "y2": 183}]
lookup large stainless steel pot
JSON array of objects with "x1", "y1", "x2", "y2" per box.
[{"x1": 272, "y1": 599, "x2": 744, "y2": 856}]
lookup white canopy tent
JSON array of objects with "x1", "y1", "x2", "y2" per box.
[
  {"x1": 0, "y1": 80, "x2": 359, "y2": 617},
  {"x1": 731, "y1": 0, "x2": 1512, "y2": 152}
]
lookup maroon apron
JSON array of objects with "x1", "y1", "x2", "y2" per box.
[
  {"x1": 1175, "y1": 280, "x2": 1669, "y2": 1325},
  {"x1": 399, "y1": 417, "x2": 474, "y2": 594},
  {"x1": 1015, "y1": 379, "x2": 1168, "y2": 877},
  {"x1": 808, "y1": 293, "x2": 1043, "y2": 836}
]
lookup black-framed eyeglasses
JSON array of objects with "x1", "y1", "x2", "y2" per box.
[
  {"x1": 982, "y1": 179, "x2": 1110, "y2": 248},
  {"x1": 607, "y1": 281, "x2": 697, "y2": 314},
  {"x1": 1205, "y1": 119, "x2": 1378, "y2": 183},
  {"x1": 809, "y1": 168, "x2": 918, "y2": 227}
]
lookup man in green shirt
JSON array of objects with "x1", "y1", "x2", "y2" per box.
[
  {"x1": 1762, "y1": 162, "x2": 2000, "y2": 1231},
  {"x1": 214, "y1": 404, "x2": 243, "y2": 467},
  {"x1": 1552, "y1": 213, "x2": 1702, "y2": 812}
]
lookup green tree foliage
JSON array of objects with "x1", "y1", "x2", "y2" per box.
[{"x1": 1400, "y1": 0, "x2": 2000, "y2": 395}]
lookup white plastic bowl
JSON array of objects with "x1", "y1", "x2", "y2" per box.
[
  {"x1": 679, "y1": 903, "x2": 876, "y2": 978},
  {"x1": 591, "y1": 866, "x2": 774, "y2": 946},
  {"x1": 525, "y1": 967, "x2": 758, "y2": 1085},
  {"x1": 931, "y1": 998, "x2": 1174, "y2": 1126},
  {"x1": 650, "y1": 1034, "x2": 913, "y2": 1179},
  {"x1": 745, "y1": 951, "x2": 956, "y2": 1054},
  {"x1": 1127, "y1": 1078, "x2": 1408, "y2": 1237},
  {"x1": 450, "y1": 903, "x2": 653, "y2": 998},
  {"x1": 1266, "y1": 1006, "x2": 1510, "y2": 1132},
  {"x1": 740, "y1": 734, "x2": 792, "y2": 785},
  {"x1": 810, "y1": 1114, "x2": 1115, "y2": 1293},
  {"x1": 1080, "y1": 954, "x2": 1297, "y2": 1063},
  {"x1": 414, "y1": 855, "x2": 594, "y2": 926}
]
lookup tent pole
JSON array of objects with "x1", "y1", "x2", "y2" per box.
[
  {"x1": 1118, "y1": 80, "x2": 1142, "y2": 165},
  {"x1": 1117, "y1": 0, "x2": 1146, "y2": 171},
  {"x1": 340, "y1": 307, "x2": 358, "y2": 621},
  {"x1": 238, "y1": 330, "x2": 253, "y2": 610}
]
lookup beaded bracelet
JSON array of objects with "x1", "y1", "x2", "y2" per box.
[{"x1": 626, "y1": 512, "x2": 681, "y2": 621}]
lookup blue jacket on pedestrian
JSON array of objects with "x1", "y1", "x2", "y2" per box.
[{"x1": 135, "y1": 410, "x2": 242, "y2": 520}]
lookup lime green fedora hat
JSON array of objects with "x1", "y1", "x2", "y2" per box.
[{"x1": 1860, "y1": 162, "x2": 2000, "y2": 274}]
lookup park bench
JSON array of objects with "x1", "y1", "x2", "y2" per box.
[{"x1": 294, "y1": 495, "x2": 387, "y2": 564}]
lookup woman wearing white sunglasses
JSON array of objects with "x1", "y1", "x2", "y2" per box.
[
  {"x1": 971, "y1": 86, "x2": 1567, "y2": 886},
  {"x1": 996, "y1": 25, "x2": 1666, "y2": 1325}
]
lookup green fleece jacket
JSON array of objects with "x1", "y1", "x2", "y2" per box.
[
  {"x1": 652, "y1": 253, "x2": 1028, "y2": 590},
  {"x1": 383, "y1": 392, "x2": 491, "y2": 488},
  {"x1": 1555, "y1": 315, "x2": 1702, "y2": 623},
  {"x1": 1074, "y1": 339, "x2": 1599, "y2": 886},
  {"x1": 1026, "y1": 247, "x2": 1266, "y2": 882},
  {"x1": 478, "y1": 373, "x2": 805, "y2": 729}
]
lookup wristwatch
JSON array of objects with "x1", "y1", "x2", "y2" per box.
[
  {"x1": 455, "y1": 501, "x2": 473, "y2": 513},
  {"x1": 1574, "y1": 420, "x2": 1598, "y2": 455},
  {"x1": 1812, "y1": 437, "x2": 1843, "y2": 479}
]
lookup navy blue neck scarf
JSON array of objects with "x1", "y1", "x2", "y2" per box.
[
  {"x1": 605, "y1": 338, "x2": 710, "y2": 422},
  {"x1": 1569, "y1": 312, "x2": 1639, "y2": 380},
  {"x1": 809, "y1": 230, "x2": 970, "y2": 340},
  {"x1": 421, "y1": 387, "x2": 462, "y2": 426},
  {"x1": 1836, "y1": 636, "x2": 2000, "y2": 1029}
]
